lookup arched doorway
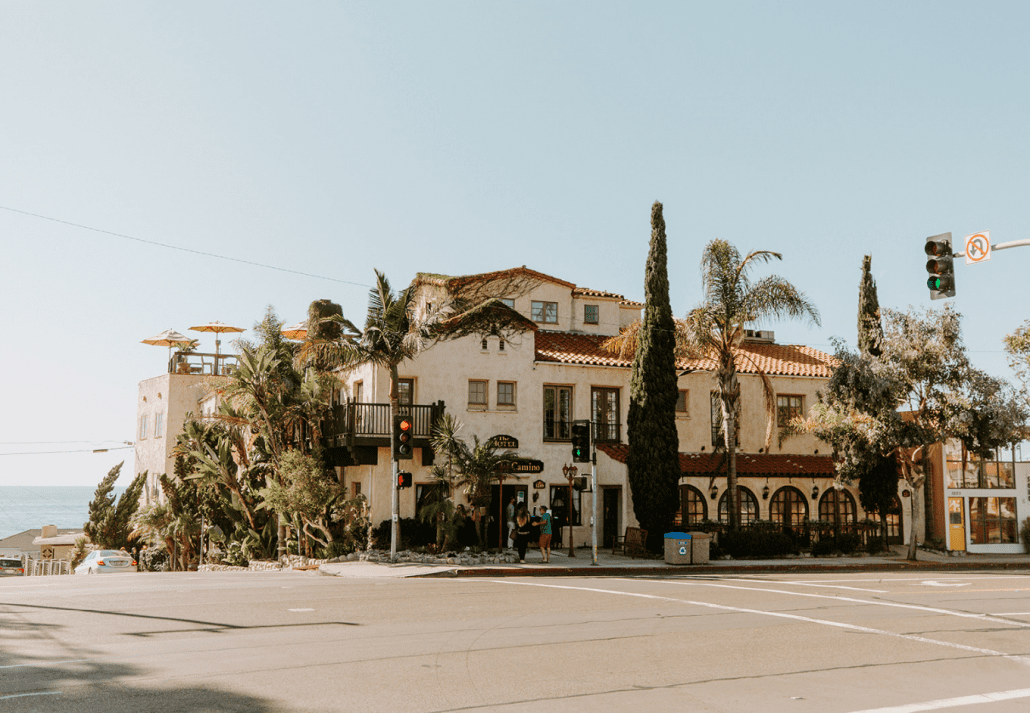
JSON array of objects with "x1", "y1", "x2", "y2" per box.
[
  {"x1": 771, "y1": 486, "x2": 809, "y2": 535},
  {"x1": 718, "y1": 487, "x2": 758, "y2": 526},
  {"x1": 679, "y1": 484, "x2": 708, "y2": 527}
]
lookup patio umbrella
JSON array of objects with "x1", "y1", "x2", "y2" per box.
[
  {"x1": 189, "y1": 321, "x2": 245, "y2": 355},
  {"x1": 190, "y1": 321, "x2": 245, "y2": 375},
  {"x1": 142, "y1": 329, "x2": 194, "y2": 367},
  {"x1": 281, "y1": 320, "x2": 308, "y2": 340}
]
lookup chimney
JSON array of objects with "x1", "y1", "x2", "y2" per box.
[{"x1": 41, "y1": 524, "x2": 57, "y2": 538}]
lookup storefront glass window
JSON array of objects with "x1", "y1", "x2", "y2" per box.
[{"x1": 968, "y1": 497, "x2": 1018, "y2": 544}]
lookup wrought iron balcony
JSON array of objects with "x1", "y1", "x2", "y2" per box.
[
  {"x1": 543, "y1": 419, "x2": 621, "y2": 443},
  {"x1": 326, "y1": 401, "x2": 446, "y2": 448}
]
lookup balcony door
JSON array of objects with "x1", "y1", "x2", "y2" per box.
[{"x1": 592, "y1": 387, "x2": 620, "y2": 443}]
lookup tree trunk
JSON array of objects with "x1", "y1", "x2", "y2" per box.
[
  {"x1": 907, "y1": 486, "x2": 919, "y2": 561},
  {"x1": 720, "y1": 366, "x2": 741, "y2": 531},
  {"x1": 389, "y1": 363, "x2": 400, "y2": 561}
]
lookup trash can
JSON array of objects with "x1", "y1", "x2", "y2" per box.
[
  {"x1": 688, "y1": 531, "x2": 711, "y2": 564},
  {"x1": 664, "y1": 532, "x2": 692, "y2": 565}
]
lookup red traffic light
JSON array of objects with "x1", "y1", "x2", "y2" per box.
[
  {"x1": 397, "y1": 471, "x2": 412, "y2": 489},
  {"x1": 398, "y1": 419, "x2": 412, "y2": 432}
]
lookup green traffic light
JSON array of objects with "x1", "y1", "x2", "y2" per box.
[{"x1": 927, "y1": 276, "x2": 941, "y2": 290}]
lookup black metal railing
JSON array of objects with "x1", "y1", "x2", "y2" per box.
[
  {"x1": 326, "y1": 401, "x2": 443, "y2": 445},
  {"x1": 543, "y1": 419, "x2": 622, "y2": 443},
  {"x1": 168, "y1": 351, "x2": 239, "y2": 376}
]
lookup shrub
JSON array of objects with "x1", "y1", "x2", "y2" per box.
[
  {"x1": 1022, "y1": 518, "x2": 1030, "y2": 554},
  {"x1": 139, "y1": 546, "x2": 170, "y2": 572},
  {"x1": 811, "y1": 533, "x2": 863, "y2": 557},
  {"x1": 720, "y1": 527, "x2": 798, "y2": 559},
  {"x1": 221, "y1": 541, "x2": 248, "y2": 567},
  {"x1": 372, "y1": 518, "x2": 437, "y2": 550},
  {"x1": 811, "y1": 537, "x2": 838, "y2": 557},
  {"x1": 836, "y1": 533, "x2": 861, "y2": 554},
  {"x1": 865, "y1": 536, "x2": 888, "y2": 555}
]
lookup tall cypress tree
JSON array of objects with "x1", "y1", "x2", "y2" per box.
[
  {"x1": 855, "y1": 255, "x2": 897, "y2": 543},
  {"x1": 626, "y1": 201, "x2": 680, "y2": 551},
  {"x1": 857, "y1": 255, "x2": 883, "y2": 358}
]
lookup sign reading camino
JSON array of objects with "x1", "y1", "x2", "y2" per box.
[{"x1": 500, "y1": 458, "x2": 544, "y2": 474}]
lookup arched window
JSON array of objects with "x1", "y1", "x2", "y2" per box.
[
  {"x1": 770, "y1": 486, "x2": 809, "y2": 532},
  {"x1": 818, "y1": 488, "x2": 856, "y2": 525},
  {"x1": 718, "y1": 487, "x2": 758, "y2": 526},
  {"x1": 679, "y1": 485, "x2": 708, "y2": 526}
]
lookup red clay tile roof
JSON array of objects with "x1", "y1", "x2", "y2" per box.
[
  {"x1": 535, "y1": 332, "x2": 633, "y2": 367},
  {"x1": 597, "y1": 444, "x2": 835, "y2": 476},
  {"x1": 534, "y1": 332, "x2": 834, "y2": 377},
  {"x1": 414, "y1": 267, "x2": 575, "y2": 291},
  {"x1": 573, "y1": 287, "x2": 626, "y2": 300}
]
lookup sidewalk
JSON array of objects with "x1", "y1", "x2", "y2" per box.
[{"x1": 318, "y1": 546, "x2": 1030, "y2": 579}]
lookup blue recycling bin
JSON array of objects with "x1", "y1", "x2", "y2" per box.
[{"x1": 664, "y1": 532, "x2": 692, "y2": 565}]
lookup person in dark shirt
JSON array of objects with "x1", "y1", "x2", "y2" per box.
[{"x1": 513, "y1": 512, "x2": 533, "y2": 563}]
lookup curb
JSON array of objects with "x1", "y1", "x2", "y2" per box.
[{"x1": 418, "y1": 560, "x2": 1030, "y2": 578}]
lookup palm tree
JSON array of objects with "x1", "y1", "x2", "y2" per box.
[
  {"x1": 606, "y1": 239, "x2": 820, "y2": 530},
  {"x1": 430, "y1": 414, "x2": 521, "y2": 550},
  {"x1": 300, "y1": 270, "x2": 434, "y2": 560}
]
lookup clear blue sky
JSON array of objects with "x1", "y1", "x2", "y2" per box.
[{"x1": 2, "y1": 2, "x2": 1028, "y2": 485}]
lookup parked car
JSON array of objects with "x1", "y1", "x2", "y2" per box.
[
  {"x1": 0, "y1": 557, "x2": 24, "y2": 576},
  {"x1": 74, "y1": 550, "x2": 137, "y2": 575}
]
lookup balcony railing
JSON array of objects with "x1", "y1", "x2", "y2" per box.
[
  {"x1": 326, "y1": 401, "x2": 445, "y2": 446},
  {"x1": 169, "y1": 351, "x2": 239, "y2": 377},
  {"x1": 543, "y1": 420, "x2": 622, "y2": 443}
]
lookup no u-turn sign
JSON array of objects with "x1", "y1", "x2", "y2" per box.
[{"x1": 965, "y1": 231, "x2": 991, "y2": 264}]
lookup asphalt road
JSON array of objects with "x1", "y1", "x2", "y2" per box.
[{"x1": 2, "y1": 570, "x2": 1030, "y2": 712}]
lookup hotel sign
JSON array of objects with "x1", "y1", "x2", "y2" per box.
[
  {"x1": 500, "y1": 458, "x2": 544, "y2": 474},
  {"x1": 490, "y1": 434, "x2": 519, "y2": 449}
]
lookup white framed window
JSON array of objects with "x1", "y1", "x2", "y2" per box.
[
  {"x1": 139, "y1": 414, "x2": 149, "y2": 440},
  {"x1": 776, "y1": 395, "x2": 804, "y2": 427},
  {"x1": 468, "y1": 380, "x2": 488, "y2": 408},
  {"x1": 154, "y1": 412, "x2": 165, "y2": 438},
  {"x1": 531, "y1": 301, "x2": 558, "y2": 324},
  {"x1": 584, "y1": 304, "x2": 599, "y2": 324},
  {"x1": 497, "y1": 381, "x2": 516, "y2": 408},
  {"x1": 676, "y1": 390, "x2": 689, "y2": 415},
  {"x1": 500, "y1": 298, "x2": 515, "y2": 309}
]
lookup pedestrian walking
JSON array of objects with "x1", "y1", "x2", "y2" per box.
[
  {"x1": 513, "y1": 512, "x2": 532, "y2": 563},
  {"x1": 506, "y1": 497, "x2": 516, "y2": 548},
  {"x1": 537, "y1": 505, "x2": 552, "y2": 563}
]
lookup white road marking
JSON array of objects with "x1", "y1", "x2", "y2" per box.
[
  {"x1": 847, "y1": 687, "x2": 1030, "y2": 712},
  {"x1": 788, "y1": 575, "x2": 1030, "y2": 584},
  {"x1": 920, "y1": 581, "x2": 971, "y2": 587},
  {"x1": 0, "y1": 691, "x2": 62, "y2": 700},
  {"x1": 651, "y1": 579, "x2": 1030, "y2": 629},
  {"x1": 492, "y1": 580, "x2": 1030, "y2": 663},
  {"x1": 717, "y1": 578, "x2": 888, "y2": 593},
  {"x1": 287, "y1": 608, "x2": 315, "y2": 612}
]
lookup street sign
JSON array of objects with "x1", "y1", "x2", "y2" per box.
[{"x1": 964, "y1": 231, "x2": 991, "y2": 265}]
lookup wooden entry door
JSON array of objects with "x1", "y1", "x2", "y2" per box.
[
  {"x1": 948, "y1": 497, "x2": 966, "y2": 551},
  {"x1": 602, "y1": 487, "x2": 620, "y2": 548}
]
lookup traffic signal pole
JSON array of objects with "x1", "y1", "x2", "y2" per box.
[{"x1": 591, "y1": 451, "x2": 598, "y2": 566}]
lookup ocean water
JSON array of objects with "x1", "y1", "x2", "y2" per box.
[{"x1": 0, "y1": 486, "x2": 127, "y2": 540}]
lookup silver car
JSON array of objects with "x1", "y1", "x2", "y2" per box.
[{"x1": 75, "y1": 549, "x2": 137, "y2": 575}]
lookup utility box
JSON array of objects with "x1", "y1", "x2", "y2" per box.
[
  {"x1": 664, "y1": 532, "x2": 692, "y2": 565},
  {"x1": 688, "y1": 532, "x2": 711, "y2": 565}
]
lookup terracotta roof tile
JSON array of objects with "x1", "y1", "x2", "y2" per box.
[
  {"x1": 535, "y1": 332, "x2": 633, "y2": 367},
  {"x1": 534, "y1": 332, "x2": 834, "y2": 377},
  {"x1": 573, "y1": 287, "x2": 626, "y2": 300},
  {"x1": 597, "y1": 444, "x2": 835, "y2": 476}
]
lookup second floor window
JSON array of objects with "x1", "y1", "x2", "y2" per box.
[
  {"x1": 676, "y1": 390, "x2": 689, "y2": 415},
  {"x1": 468, "y1": 380, "x2": 487, "y2": 407},
  {"x1": 544, "y1": 385, "x2": 572, "y2": 440},
  {"x1": 532, "y1": 301, "x2": 558, "y2": 324},
  {"x1": 497, "y1": 381, "x2": 516, "y2": 407},
  {"x1": 397, "y1": 378, "x2": 414, "y2": 414},
  {"x1": 591, "y1": 387, "x2": 620, "y2": 442},
  {"x1": 499, "y1": 298, "x2": 515, "y2": 309},
  {"x1": 777, "y1": 395, "x2": 804, "y2": 427},
  {"x1": 584, "y1": 304, "x2": 599, "y2": 324},
  {"x1": 154, "y1": 413, "x2": 165, "y2": 439},
  {"x1": 138, "y1": 414, "x2": 148, "y2": 440}
]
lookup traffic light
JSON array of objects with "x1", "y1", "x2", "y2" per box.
[
  {"x1": 925, "y1": 232, "x2": 956, "y2": 300},
  {"x1": 393, "y1": 414, "x2": 413, "y2": 461},
  {"x1": 397, "y1": 471, "x2": 412, "y2": 489},
  {"x1": 571, "y1": 420, "x2": 591, "y2": 463}
]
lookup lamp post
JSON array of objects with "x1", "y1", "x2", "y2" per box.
[{"x1": 562, "y1": 463, "x2": 577, "y2": 557}]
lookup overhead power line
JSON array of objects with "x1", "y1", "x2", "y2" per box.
[{"x1": 0, "y1": 205, "x2": 371, "y2": 289}]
